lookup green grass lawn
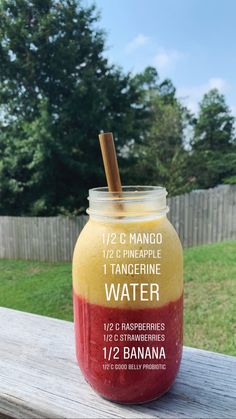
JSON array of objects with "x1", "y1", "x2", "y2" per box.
[{"x1": 0, "y1": 241, "x2": 235, "y2": 356}]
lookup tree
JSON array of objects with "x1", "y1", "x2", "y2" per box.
[
  {"x1": 124, "y1": 68, "x2": 191, "y2": 195},
  {"x1": 189, "y1": 89, "x2": 236, "y2": 189},
  {"x1": 0, "y1": 0, "x2": 146, "y2": 215},
  {"x1": 0, "y1": 100, "x2": 57, "y2": 214}
]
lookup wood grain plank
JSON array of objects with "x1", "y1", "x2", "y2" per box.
[
  {"x1": 212, "y1": 189, "x2": 218, "y2": 244},
  {"x1": 231, "y1": 185, "x2": 236, "y2": 240},
  {"x1": 202, "y1": 190, "x2": 208, "y2": 245},
  {"x1": 188, "y1": 192, "x2": 193, "y2": 247},
  {"x1": 183, "y1": 193, "x2": 189, "y2": 248}
]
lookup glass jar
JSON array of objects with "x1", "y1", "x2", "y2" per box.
[{"x1": 72, "y1": 186, "x2": 183, "y2": 404}]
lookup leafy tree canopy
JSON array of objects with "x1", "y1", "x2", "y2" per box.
[
  {"x1": 189, "y1": 89, "x2": 236, "y2": 189},
  {"x1": 0, "y1": 2, "x2": 235, "y2": 215},
  {"x1": 0, "y1": 0, "x2": 147, "y2": 214}
]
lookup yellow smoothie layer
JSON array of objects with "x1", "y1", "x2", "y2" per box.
[{"x1": 72, "y1": 216, "x2": 183, "y2": 309}]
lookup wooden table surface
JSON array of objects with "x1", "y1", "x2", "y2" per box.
[{"x1": 0, "y1": 307, "x2": 235, "y2": 418}]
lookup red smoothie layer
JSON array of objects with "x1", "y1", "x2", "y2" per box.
[{"x1": 73, "y1": 291, "x2": 183, "y2": 404}]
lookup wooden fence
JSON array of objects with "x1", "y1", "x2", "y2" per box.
[{"x1": 0, "y1": 185, "x2": 235, "y2": 262}]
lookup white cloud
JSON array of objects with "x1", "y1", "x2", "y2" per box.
[
  {"x1": 153, "y1": 48, "x2": 182, "y2": 73},
  {"x1": 178, "y1": 78, "x2": 229, "y2": 114},
  {"x1": 125, "y1": 34, "x2": 150, "y2": 54},
  {"x1": 208, "y1": 77, "x2": 228, "y2": 91}
]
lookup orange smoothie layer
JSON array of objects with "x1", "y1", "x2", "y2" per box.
[
  {"x1": 73, "y1": 291, "x2": 183, "y2": 403},
  {"x1": 73, "y1": 216, "x2": 183, "y2": 309}
]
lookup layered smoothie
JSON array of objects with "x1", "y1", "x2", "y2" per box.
[{"x1": 73, "y1": 198, "x2": 183, "y2": 403}]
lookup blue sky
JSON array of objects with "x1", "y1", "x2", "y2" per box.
[{"x1": 86, "y1": 0, "x2": 236, "y2": 115}]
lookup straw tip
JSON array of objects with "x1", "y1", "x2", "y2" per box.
[{"x1": 99, "y1": 132, "x2": 113, "y2": 141}]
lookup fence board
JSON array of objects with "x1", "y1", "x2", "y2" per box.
[
  {"x1": 0, "y1": 185, "x2": 235, "y2": 262},
  {"x1": 230, "y1": 185, "x2": 236, "y2": 239}
]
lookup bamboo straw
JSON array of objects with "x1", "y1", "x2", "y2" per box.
[{"x1": 98, "y1": 132, "x2": 122, "y2": 192}]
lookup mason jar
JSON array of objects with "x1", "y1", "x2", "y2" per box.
[{"x1": 72, "y1": 186, "x2": 183, "y2": 404}]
